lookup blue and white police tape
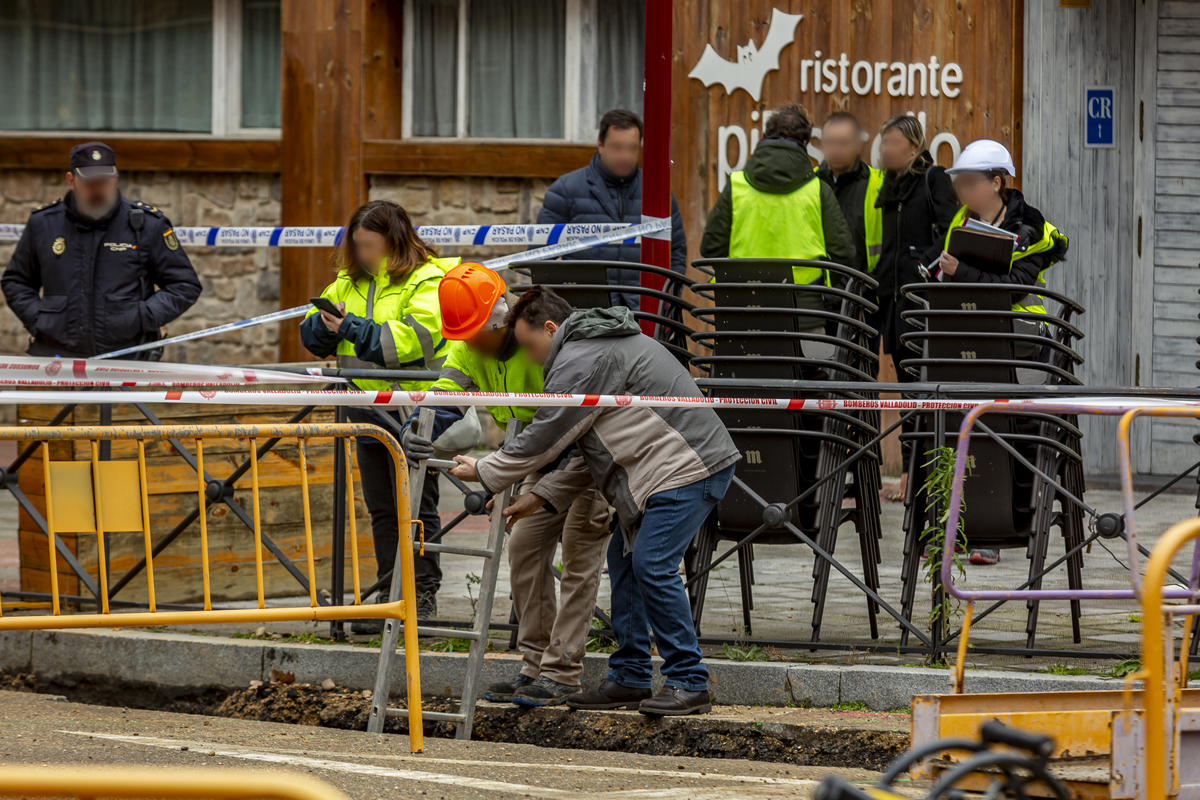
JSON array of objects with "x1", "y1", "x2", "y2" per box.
[
  {"x1": 0, "y1": 222, "x2": 653, "y2": 247},
  {"x1": 95, "y1": 217, "x2": 671, "y2": 360}
]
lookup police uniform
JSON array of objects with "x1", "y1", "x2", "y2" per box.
[{"x1": 1, "y1": 142, "x2": 201, "y2": 358}]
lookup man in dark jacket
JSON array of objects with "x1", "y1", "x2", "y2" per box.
[
  {"x1": 537, "y1": 109, "x2": 688, "y2": 309},
  {"x1": 700, "y1": 103, "x2": 853, "y2": 319},
  {"x1": 817, "y1": 111, "x2": 887, "y2": 352},
  {"x1": 816, "y1": 112, "x2": 884, "y2": 277},
  {"x1": 2, "y1": 142, "x2": 201, "y2": 358}
]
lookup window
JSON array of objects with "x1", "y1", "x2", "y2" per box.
[
  {"x1": 404, "y1": 0, "x2": 645, "y2": 141},
  {"x1": 0, "y1": 0, "x2": 281, "y2": 134}
]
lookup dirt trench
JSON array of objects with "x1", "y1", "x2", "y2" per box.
[{"x1": 2, "y1": 671, "x2": 908, "y2": 771}]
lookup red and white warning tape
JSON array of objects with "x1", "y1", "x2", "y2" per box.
[
  {"x1": 0, "y1": 388, "x2": 1184, "y2": 411},
  {"x1": 0, "y1": 356, "x2": 337, "y2": 387}
]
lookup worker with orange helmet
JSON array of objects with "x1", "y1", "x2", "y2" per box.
[{"x1": 402, "y1": 263, "x2": 613, "y2": 708}]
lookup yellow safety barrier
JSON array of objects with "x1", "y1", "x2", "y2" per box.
[
  {"x1": 0, "y1": 766, "x2": 350, "y2": 800},
  {"x1": 0, "y1": 423, "x2": 425, "y2": 752},
  {"x1": 1140, "y1": 517, "x2": 1200, "y2": 800}
]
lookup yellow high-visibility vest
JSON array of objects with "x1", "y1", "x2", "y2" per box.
[{"x1": 730, "y1": 171, "x2": 827, "y2": 285}]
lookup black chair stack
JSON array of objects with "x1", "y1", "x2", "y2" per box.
[
  {"x1": 685, "y1": 258, "x2": 884, "y2": 642},
  {"x1": 513, "y1": 260, "x2": 699, "y2": 368},
  {"x1": 896, "y1": 282, "x2": 1088, "y2": 650}
]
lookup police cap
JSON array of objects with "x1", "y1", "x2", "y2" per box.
[{"x1": 69, "y1": 142, "x2": 118, "y2": 180}]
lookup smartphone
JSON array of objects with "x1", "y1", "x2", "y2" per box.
[{"x1": 310, "y1": 297, "x2": 344, "y2": 318}]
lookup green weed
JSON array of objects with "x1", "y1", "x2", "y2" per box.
[
  {"x1": 831, "y1": 701, "x2": 869, "y2": 712},
  {"x1": 919, "y1": 447, "x2": 970, "y2": 635},
  {"x1": 1101, "y1": 657, "x2": 1142, "y2": 678},
  {"x1": 1040, "y1": 661, "x2": 1090, "y2": 676}
]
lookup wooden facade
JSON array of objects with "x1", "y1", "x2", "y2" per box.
[
  {"x1": 675, "y1": 0, "x2": 1023, "y2": 263},
  {"x1": 6, "y1": 0, "x2": 1193, "y2": 474}
]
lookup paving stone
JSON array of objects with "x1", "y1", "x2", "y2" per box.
[
  {"x1": 30, "y1": 630, "x2": 264, "y2": 689},
  {"x1": 785, "y1": 664, "x2": 842, "y2": 707},
  {"x1": 0, "y1": 630, "x2": 32, "y2": 673}
]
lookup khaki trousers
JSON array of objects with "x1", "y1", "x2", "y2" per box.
[{"x1": 508, "y1": 473, "x2": 613, "y2": 685}]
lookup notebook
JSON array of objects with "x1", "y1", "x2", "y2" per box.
[{"x1": 947, "y1": 223, "x2": 1018, "y2": 276}]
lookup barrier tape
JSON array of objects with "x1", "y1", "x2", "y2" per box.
[
  {"x1": 0, "y1": 356, "x2": 337, "y2": 387},
  {"x1": 0, "y1": 388, "x2": 1182, "y2": 411},
  {"x1": 0, "y1": 222, "x2": 647, "y2": 247},
  {"x1": 94, "y1": 218, "x2": 671, "y2": 360}
]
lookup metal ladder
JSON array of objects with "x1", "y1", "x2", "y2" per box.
[{"x1": 368, "y1": 410, "x2": 519, "y2": 740}]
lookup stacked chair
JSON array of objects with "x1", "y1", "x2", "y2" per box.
[
  {"x1": 895, "y1": 282, "x2": 1088, "y2": 650},
  {"x1": 516, "y1": 260, "x2": 698, "y2": 368},
  {"x1": 685, "y1": 258, "x2": 885, "y2": 642}
]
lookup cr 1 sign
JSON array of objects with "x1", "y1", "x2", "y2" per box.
[{"x1": 1085, "y1": 86, "x2": 1116, "y2": 148}]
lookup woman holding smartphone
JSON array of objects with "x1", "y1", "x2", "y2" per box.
[{"x1": 300, "y1": 199, "x2": 467, "y2": 628}]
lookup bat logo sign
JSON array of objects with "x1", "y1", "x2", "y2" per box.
[{"x1": 688, "y1": 8, "x2": 802, "y2": 102}]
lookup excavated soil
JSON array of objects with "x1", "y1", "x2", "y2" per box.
[{"x1": 2, "y1": 671, "x2": 908, "y2": 770}]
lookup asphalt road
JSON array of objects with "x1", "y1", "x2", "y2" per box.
[{"x1": 0, "y1": 690, "x2": 919, "y2": 800}]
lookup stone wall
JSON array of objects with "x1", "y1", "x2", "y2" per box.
[
  {"x1": 0, "y1": 171, "x2": 554, "y2": 366},
  {"x1": 368, "y1": 175, "x2": 553, "y2": 267},
  {"x1": 0, "y1": 169, "x2": 283, "y2": 365}
]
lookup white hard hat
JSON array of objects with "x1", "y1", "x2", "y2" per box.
[{"x1": 947, "y1": 139, "x2": 1016, "y2": 176}]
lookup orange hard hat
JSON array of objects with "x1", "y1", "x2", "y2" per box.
[{"x1": 439, "y1": 263, "x2": 508, "y2": 340}]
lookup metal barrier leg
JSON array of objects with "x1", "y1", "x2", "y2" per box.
[
  {"x1": 368, "y1": 413, "x2": 519, "y2": 742},
  {"x1": 451, "y1": 418, "x2": 520, "y2": 740},
  {"x1": 367, "y1": 409, "x2": 430, "y2": 739}
]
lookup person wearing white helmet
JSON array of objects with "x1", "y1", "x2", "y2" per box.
[
  {"x1": 934, "y1": 139, "x2": 1069, "y2": 566},
  {"x1": 936, "y1": 139, "x2": 1068, "y2": 314}
]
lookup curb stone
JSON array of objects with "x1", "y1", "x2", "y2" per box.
[{"x1": 0, "y1": 629, "x2": 1142, "y2": 708}]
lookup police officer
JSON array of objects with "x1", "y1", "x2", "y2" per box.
[{"x1": 2, "y1": 142, "x2": 201, "y2": 358}]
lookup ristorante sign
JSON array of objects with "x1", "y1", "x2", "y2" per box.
[{"x1": 675, "y1": 1, "x2": 1020, "y2": 197}]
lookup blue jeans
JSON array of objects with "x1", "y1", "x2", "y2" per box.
[{"x1": 606, "y1": 464, "x2": 735, "y2": 692}]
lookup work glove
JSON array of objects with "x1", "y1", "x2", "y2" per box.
[{"x1": 401, "y1": 421, "x2": 436, "y2": 464}]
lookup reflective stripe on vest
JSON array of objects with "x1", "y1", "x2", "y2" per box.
[
  {"x1": 318, "y1": 255, "x2": 461, "y2": 392},
  {"x1": 729, "y1": 171, "x2": 827, "y2": 285},
  {"x1": 863, "y1": 167, "x2": 885, "y2": 273},
  {"x1": 942, "y1": 208, "x2": 1065, "y2": 315}
]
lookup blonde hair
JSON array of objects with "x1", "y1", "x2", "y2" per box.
[{"x1": 879, "y1": 115, "x2": 927, "y2": 175}]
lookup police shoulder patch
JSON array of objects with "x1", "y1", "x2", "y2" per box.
[{"x1": 163, "y1": 229, "x2": 179, "y2": 251}]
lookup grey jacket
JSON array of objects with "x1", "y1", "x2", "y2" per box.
[{"x1": 474, "y1": 307, "x2": 740, "y2": 542}]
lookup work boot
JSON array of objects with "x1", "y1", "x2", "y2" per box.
[
  {"x1": 416, "y1": 591, "x2": 437, "y2": 621},
  {"x1": 483, "y1": 673, "x2": 535, "y2": 703},
  {"x1": 564, "y1": 679, "x2": 651, "y2": 711},
  {"x1": 969, "y1": 549, "x2": 1001, "y2": 565},
  {"x1": 350, "y1": 589, "x2": 392, "y2": 635},
  {"x1": 638, "y1": 686, "x2": 712, "y2": 717},
  {"x1": 512, "y1": 676, "x2": 582, "y2": 708}
]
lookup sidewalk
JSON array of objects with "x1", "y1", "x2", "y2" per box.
[{"x1": 2, "y1": 468, "x2": 1193, "y2": 674}]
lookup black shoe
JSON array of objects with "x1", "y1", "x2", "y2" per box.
[
  {"x1": 564, "y1": 679, "x2": 652, "y2": 711},
  {"x1": 350, "y1": 589, "x2": 392, "y2": 635},
  {"x1": 416, "y1": 591, "x2": 437, "y2": 621},
  {"x1": 512, "y1": 676, "x2": 582, "y2": 708},
  {"x1": 638, "y1": 686, "x2": 712, "y2": 717},
  {"x1": 483, "y1": 673, "x2": 535, "y2": 703}
]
